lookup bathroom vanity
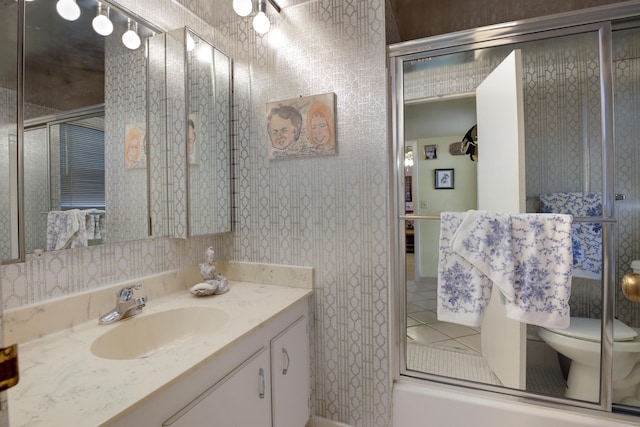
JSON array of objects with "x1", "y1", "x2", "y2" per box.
[{"x1": 5, "y1": 262, "x2": 313, "y2": 427}]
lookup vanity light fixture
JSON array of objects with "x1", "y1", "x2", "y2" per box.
[
  {"x1": 232, "y1": 0, "x2": 252, "y2": 17},
  {"x1": 233, "y1": 0, "x2": 280, "y2": 34},
  {"x1": 56, "y1": 0, "x2": 80, "y2": 21},
  {"x1": 122, "y1": 19, "x2": 141, "y2": 50},
  {"x1": 252, "y1": 0, "x2": 270, "y2": 34},
  {"x1": 92, "y1": 3, "x2": 114, "y2": 36}
]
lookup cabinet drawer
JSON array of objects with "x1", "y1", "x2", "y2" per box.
[{"x1": 164, "y1": 348, "x2": 271, "y2": 427}]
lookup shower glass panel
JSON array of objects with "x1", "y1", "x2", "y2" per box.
[
  {"x1": 612, "y1": 22, "x2": 640, "y2": 411},
  {"x1": 402, "y1": 29, "x2": 606, "y2": 403}
]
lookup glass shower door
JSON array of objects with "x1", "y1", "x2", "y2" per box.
[
  {"x1": 398, "y1": 27, "x2": 610, "y2": 404},
  {"x1": 612, "y1": 22, "x2": 640, "y2": 412}
]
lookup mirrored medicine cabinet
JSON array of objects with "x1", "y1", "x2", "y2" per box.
[{"x1": 0, "y1": 0, "x2": 232, "y2": 264}]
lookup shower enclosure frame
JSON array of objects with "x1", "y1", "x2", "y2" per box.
[{"x1": 388, "y1": 1, "x2": 640, "y2": 416}]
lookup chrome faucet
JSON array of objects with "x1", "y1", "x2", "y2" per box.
[{"x1": 99, "y1": 284, "x2": 148, "y2": 325}]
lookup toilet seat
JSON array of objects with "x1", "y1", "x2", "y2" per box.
[{"x1": 546, "y1": 317, "x2": 637, "y2": 342}]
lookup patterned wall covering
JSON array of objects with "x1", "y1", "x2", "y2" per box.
[
  {"x1": 23, "y1": 127, "x2": 49, "y2": 253},
  {"x1": 0, "y1": 87, "x2": 16, "y2": 261},
  {"x1": 162, "y1": 0, "x2": 392, "y2": 424},
  {"x1": 104, "y1": 36, "x2": 150, "y2": 244},
  {"x1": 0, "y1": 235, "x2": 230, "y2": 308},
  {"x1": 613, "y1": 26, "x2": 640, "y2": 328},
  {"x1": 211, "y1": 1, "x2": 390, "y2": 424},
  {"x1": 148, "y1": 32, "x2": 171, "y2": 238}
]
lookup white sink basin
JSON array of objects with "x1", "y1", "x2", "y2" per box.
[{"x1": 90, "y1": 306, "x2": 228, "y2": 360}]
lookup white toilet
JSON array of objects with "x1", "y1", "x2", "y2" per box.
[{"x1": 537, "y1": 262, "x2": 640, "y2": 403}]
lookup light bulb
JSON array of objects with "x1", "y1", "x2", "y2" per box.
[
  {"x1": 122, "y1": 20, "x2": 141, "y2": 50},
  {"x1": 56, "y1": 0, "x2": 80, "y2": 21},
  {"x1": 252, "y1": 11, "x2": 270, "y2": 34},
  {"x1": 232, "y1": 0, "x2": 252, "y2": 17},
  {"x1": 92, "y1": 5, "x2": 113, "y2": 36}
]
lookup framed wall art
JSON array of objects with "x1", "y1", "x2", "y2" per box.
[
  {"x1": 266, "y1": 92, "x2": 336, "y2": 159},
  {"x1": 424, "y1": 144, "x2": 437, "y2": 160},
  {"x1": 435, "y1": 168, "x2": 454, "y2": 189},
  {"x1": 124, "y1": 122, "x2": 146, "y2": 169}
]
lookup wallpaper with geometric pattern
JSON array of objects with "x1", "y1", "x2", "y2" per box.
[
  {"x1": 105, "y1": 35, "x2": 150, "y2": 244},
  {"x1": 210, "y1": 1, "x2": 391, "y2": 424},
  {"x1": 0, "y1": 87, "x2": 16, "y2": 261}
]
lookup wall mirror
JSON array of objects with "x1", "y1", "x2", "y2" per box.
[
  {"x1": 186, "y1": 30, "x2": 232, "y2": 237},
  {"x1": 0, "y1": 0, "x2": 159, "y2": 263},
  {"x1": 152, "y1": 27, "x2": 232, "y2": 239},
  {"x1": 1, "y1": 0, "x2": 233, "y2": 263}
]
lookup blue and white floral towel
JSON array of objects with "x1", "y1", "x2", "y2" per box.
[
  {"x1": 438, "y1": 210, "x2": 574, "y2": 329},
  {"x1": 437, "y1": 212, "x2": 495, "y2": 327},
  {"x1": 539, "y1": 192, "x2": 601, "y2": 279},
  {"x1": 46, "y1": 210, "x2": 89, "y2": 251}
]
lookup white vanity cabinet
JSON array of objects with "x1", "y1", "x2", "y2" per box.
[
  {"x1": 163, "y1": 348, "x2": 272, "y2": 427},
  {"x1": 106, "y1": 298, "x2": 311, "y2": 427},
  {"x1": 271, "y1": 316, "x2": 311, "y2": 427},
  {"x1": 164, "y1": 315, "x2": 310, "y2": 427}
]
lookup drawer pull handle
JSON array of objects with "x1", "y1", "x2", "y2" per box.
[
  {"x1": 259, "y1": 368, "x2": 265, "y2": 399},
  {"x1": 282, "y1": 348, "x2": 290, "y2": 375}
]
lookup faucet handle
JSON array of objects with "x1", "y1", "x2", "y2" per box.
[
  {"x1": 117, "y1": 283, "x2": 143, "y2": 301},
  {"x1": 134, "y1": 295, "x2": 148, "y2": 306}
]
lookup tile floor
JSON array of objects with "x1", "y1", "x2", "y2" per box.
[
  {"x1": 406, "y1": 277, "x2": 482, "y2": 355},
  {"x1": 404, "y1": 254, "x2": 567, "y2": 395},
  {"x1": 405, "y1": 253, "x2": 482, "y2": 355}
]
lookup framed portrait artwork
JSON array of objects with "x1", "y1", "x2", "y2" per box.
[
  {"x1": 124, "y1": 122, "x2": 146, "y2": 169},
  {"x1": 266, "y1": 92, "x2": 336, "y2": 159},
  {"x1": 424, "y1": 144, "x2": 437, "y2": 160},
  {"x1": 435, "y1": 168, "x2": 454, "y2": 189}
]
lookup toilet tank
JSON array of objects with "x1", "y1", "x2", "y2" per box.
[{"x1": 632, "y1": 260, "x2": 640, "y2": 274}]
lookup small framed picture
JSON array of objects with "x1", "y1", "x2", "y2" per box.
[
  {"x1": 435, "y1": 168, "x2": 454, "y2": 189},
  {"x1": 424, "y1": 145, "x2": 437, "y2": 160}
]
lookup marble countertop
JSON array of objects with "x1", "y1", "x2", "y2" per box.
[{"x1": 7, "y1": 264, "x2": 313, "y2": 427}]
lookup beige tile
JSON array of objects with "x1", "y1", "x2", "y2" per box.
[
  {"x1": 456, "y1": 334, "x2": 482, "y2": 353},
  {"x1": 407, "y1": 316, "x2": 421, "y2": 327},
  {"x1": 406, "y1": 302, "x2": 424, "y2": 313},
  {"x1": 419, "y1": 300, "x2": 437, "y2": 310},
  {"x1": 408, "y1": 310, "x2": 439, "y2": 325},
  {"x1": 407, "y1": 325, "x2": 450, "y2": 345},
  {"x1": 430, "y1": 339, "x2": 479, "y2": 355},
  {"x1": 429, "y1": 322, "x2": 479, "y2": 339}
]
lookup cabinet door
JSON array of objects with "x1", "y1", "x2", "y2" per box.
[
  {"x1": 271, "y1": 316, "x2": 310, "y2": 427},
  {"x1": 164, "y1": 348, "x2": 271, "y2": 427}
]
